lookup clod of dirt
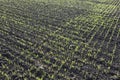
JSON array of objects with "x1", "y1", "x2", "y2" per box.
[
  {"x1": 116, "y1": 41, "x2": 120, "y2": 48},
  {"x1": 69, "y1": 44, "x2": 76, "y2": 50},
  {"x1": 118, "y1": 24, "x2": 120, "y2": 28}
]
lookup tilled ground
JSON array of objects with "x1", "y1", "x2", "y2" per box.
[{"x1": 0, "y1": 0, "x2": 120, "y2": 80}]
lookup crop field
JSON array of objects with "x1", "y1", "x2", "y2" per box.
[{"x1": 0, "y1": 0, "x2": 120, "y2": 80}]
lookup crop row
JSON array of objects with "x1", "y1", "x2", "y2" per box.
[{"x1": 0, "y1": 0, "x2": 120, "y2": 79}]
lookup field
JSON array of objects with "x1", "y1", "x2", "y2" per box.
[{"x1": 0, "y1": 0, "x2": 120, "y2": 80}]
